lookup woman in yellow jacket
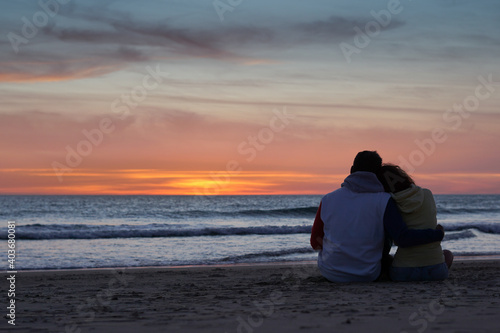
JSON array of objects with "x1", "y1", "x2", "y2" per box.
[{"x1": 378, "y1": 164, "x2": 454, "y2": 281}]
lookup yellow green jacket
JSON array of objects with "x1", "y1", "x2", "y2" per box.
[{"x1": 392, "y1": 185, "x2": 445, "y2": 267}]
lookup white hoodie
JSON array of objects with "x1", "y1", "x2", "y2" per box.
[{"x1": 318, "y1": 172, "x2": 391, "y2": 282}]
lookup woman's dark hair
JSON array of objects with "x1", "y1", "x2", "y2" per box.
[{"x1": 377, "y1": 164, "x2": 415, "y2": 193}]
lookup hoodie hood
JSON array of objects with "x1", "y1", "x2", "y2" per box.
[
  {"x1": 391, "y1": 185, "x2": 425, "y2": 213},
  {"x1": 341, "y1": 171, "x2": 385, "y2": 193}
]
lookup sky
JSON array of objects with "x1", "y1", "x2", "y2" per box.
[{"x1": 1, "y1": 0, "x2": 499, "y2": 195}]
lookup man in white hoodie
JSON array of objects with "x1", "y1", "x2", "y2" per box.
[{"x1": 310, "y1": 151, "x2": 444, "y2": 282}]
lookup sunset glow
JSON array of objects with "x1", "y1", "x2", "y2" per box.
[{"x1": 1, "y1": 0, "x2": 499, "y2": 195}]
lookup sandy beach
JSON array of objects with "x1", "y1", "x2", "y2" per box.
[{"x1": 3, "y1": 259, "x2": 499, "y2": 333}]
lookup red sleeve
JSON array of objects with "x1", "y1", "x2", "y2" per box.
[{"x1": 310, "y1": 202, "x2": 324, "y2": 250}]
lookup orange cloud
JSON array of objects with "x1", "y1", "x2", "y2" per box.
[
  {"x1": 1, "y1": 168, "x2": 499, "y2": 195},
  {"x1": 0, "y1": 168, "x2": 339, "y2": 195},
  {"x1": 0, "y1": 63, "x2": 123, "y2": 83},
  {"x1": 414, "y1": 173, "x2": 500, "y2": 194},
  {"x1": 1, "y1": 105, "x2": 499, "y2": 195}
]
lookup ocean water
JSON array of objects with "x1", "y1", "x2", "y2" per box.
[{"x1": 1, "y1": 195, "x2": 499, "y2": 270}]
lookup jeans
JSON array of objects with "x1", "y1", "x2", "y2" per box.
[{"x1": 390, "y1": 262, "x2": 449, "y2": 282}]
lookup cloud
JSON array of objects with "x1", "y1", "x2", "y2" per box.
[
  {"x1": 47, "y1": 11, "x2": 406, "y2": 51},
  {"x1": 1, "y1": 105, "x2": 499, "y2": 194},
  {"x1": 294, "y1": 15, "x2": 405, "y2": 41},
  {"x1": 38, "y1": 8, "x2": 273, "y2": 60},
  {"x1": 0, "y1": 2, "x2": 410, "y2": 83},
  {"x1": 1, "y1": 23, "x2": 272, "y2": 82},
  {"x1": 0, "y1": 60, "x2": 123, "y2": 83}
]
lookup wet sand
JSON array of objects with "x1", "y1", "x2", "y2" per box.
[{"x1": 4, "y1": 259, "x2": 500, "y2": 332}]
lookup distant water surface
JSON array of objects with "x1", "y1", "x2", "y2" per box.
[{"x1": 1, "y1": 195, "x2": 499, "y2": 270}]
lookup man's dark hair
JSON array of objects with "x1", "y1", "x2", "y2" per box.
[{"x1": 350, "y1": 150, "x2": 382, "y2": 174}]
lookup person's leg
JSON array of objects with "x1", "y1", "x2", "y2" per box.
[
  {"x1": 443, "y1": 250, "x2": 454, "y2": 269},
  {"x1": 392, "y1": 264, "x2": 448, "y2": 282},
  {"x1": 424, "y1": 262, "x2": 449, "y2": 281},
  {"x1": 390, "y1": 266, "x2": 419, "y2": 282}
]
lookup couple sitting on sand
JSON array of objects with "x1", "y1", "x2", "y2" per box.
[{"x1": 310, "y1": 151, "x2": 453, "y2": 282}]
